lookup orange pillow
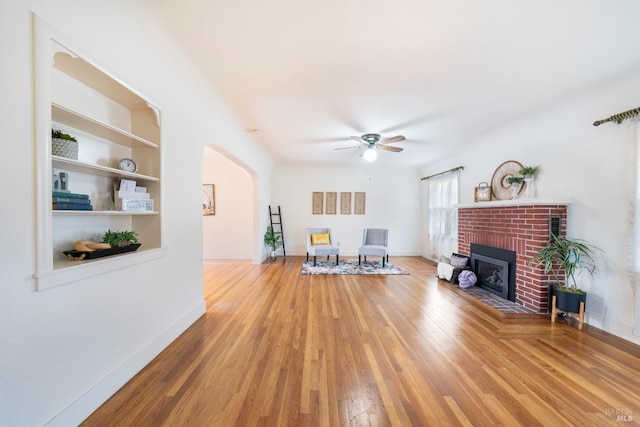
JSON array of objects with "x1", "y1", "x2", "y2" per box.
[{"x1": 311, "y1": 233, "x2": 331, "y2": 245}]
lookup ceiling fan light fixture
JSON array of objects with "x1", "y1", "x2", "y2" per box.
[{"x1": 364, "y1": 147, "x2": 377, "y2": 162}]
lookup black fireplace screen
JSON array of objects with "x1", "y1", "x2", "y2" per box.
[
  {"x1": 477, "y1": 260, "x2": 505, "y2": 293},
  {"x1": 470, "y1": 253, "x2": 510, "y2": 300}
]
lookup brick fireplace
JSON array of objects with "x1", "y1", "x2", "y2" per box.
[{"x1": 457, "y1": 199, "x2": 570, "y2": 312}]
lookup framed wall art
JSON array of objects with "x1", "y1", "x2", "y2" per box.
[
  {"x1": 354, "y1": 192, "x2": 366, "y2": 214},
  {"x1": 203, "y1": 184, "x2": 215, "y2": 216},
  {"x1": 340, "y1": 192, "x2": 351, "y2": 214},
  {"x1": 325, "y1": 192, "x2": 337, "y2": 214},
  {"x1": 312, "y1": 192, "x2": 323, "y2": 214}
]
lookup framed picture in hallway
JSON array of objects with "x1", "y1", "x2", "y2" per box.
[{"x1": 203, "y1": 184, "x2": 215, "y2": 215}]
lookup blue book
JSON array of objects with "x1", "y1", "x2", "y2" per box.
[
  {"x1": 52, "y1": 202, "x2": 93, "y2": 211},
  {"x1": 52, "y1": 191, "x2": 89, "y2": 199},
  {"x1": 52, "y1": 197, "x2": 92, "y2": 205}
]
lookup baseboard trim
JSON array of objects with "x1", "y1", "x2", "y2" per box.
[{"x1": 44, "y1": 299, "x2": 207, "y2": 427}]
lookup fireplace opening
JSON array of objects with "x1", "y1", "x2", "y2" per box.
[{"x1": 470, "y1": 243, "x2": 516, "y2": 302}]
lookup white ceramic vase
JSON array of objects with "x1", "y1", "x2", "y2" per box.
[{"x1": 523, "y1": 176, "x2": 536, "y2": 198}]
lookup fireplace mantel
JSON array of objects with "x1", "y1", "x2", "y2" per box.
[{"x1": 457, "y1": 197, "x2": 573, "y2": 209}]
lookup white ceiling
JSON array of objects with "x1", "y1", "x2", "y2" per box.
[{"x1": 144, "y1": 0, "x2": 640, "y2": 166}]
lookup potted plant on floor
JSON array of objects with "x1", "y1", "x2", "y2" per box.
[
  {"x1": 530, "y1": 233, "x2": 600, "y2": 315},
  {"x1": 263, "y1": 226, "x2": 282, "y2": 260}
]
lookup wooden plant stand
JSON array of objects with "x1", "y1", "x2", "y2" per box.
[{"x1": 551, "y1": 295, "x2": 585, "y2": 330}]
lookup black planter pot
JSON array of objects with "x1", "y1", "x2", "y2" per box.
[{"x1": 555, "y1": 288, "x2": 587, "y2": 313}]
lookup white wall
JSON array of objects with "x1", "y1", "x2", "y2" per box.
[
  {"x1": 271, "y1": 164, "x2": 422, "y2": 257},
  {"x1": 0, "y1": 1, "x2": 274, "y2": 425},
  {"x1": 203, "y1": 146, "x2": 253, "y2": 259},
  {"x1": 421, "y1": 70, "x2": 640, "y2": 346}
]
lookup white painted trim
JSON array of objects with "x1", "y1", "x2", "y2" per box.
[
  {"x1": 44, "y1": 299, "x2": 206, "y2": 427},
  {"x1": 457, "y1": 197, "x2": 573, "y2": 209},
  {"x1": 34, "y1": 247, "x2": 168, "y2": 291}
]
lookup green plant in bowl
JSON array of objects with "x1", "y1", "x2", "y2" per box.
[
  {"x1": 52, "y1": 128, "x2": 77, "y2": 142},
  {"x1": 102, "y1": 229, "x2": 139, "y2": 247},
  {"x1": 506, "y1": 176, "x2": 524, "y2": 185}
]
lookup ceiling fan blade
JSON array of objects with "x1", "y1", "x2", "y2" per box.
[
  {"x1": 333, "y1": 146, "x2": 362, "y2": 151},
  {"x1": 350, "y1": 135, "x2": 368, "y2": 144},
  {"x1": 380, "y1": 135, "x2": 406, "y2": 144},
  {"x1": 378, "y1": 145, "x2": 403, "y2": 152}
]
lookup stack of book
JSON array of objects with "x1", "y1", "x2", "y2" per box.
[{"x1": 52, "y1": 191, "x2": 93, "y2": 211}]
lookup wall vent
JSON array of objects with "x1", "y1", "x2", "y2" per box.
[{"x1": 549, "y1": 215, "x2": 561, "y2": 240}]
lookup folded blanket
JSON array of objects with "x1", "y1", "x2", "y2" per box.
[{"x1": 437, "y1": 262, "x2": 455, "y2": 281}]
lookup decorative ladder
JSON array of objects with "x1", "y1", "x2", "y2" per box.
[{"x1": 268, "y1": 205, "x2": 286, "y2": 257}]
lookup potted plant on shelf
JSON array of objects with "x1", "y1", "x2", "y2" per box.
[
  {"x1": 519, "y1": 165, "x2": 540, "y2": 198},
  {"x1": 530, "y1": 233, "x2": 600, "y2": 317},
  {"x1": 518, "y1": 165, "x2": 540, "y2": 178},
  {"x1": 102, "y1": 229, "x2": 139, "y2": 248},
  {"x1": 506, "y1": 176, "x2": 524, "y2": 185},
  {"x1": 51, "y1": 128, "x2": 79, "y2": 160},
  {"x1": 506, "y1": 176, "x2": 524, "y2": 199},
  {"x1": 263, "y1": 226, "x2": 283, "y2": 260}
]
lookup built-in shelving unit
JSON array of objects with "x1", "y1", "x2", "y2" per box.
[{"x1": 32, "y1": 15, "x2": 165, "y2": 291}]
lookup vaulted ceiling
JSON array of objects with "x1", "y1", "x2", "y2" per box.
[{"x1": 144, "y1": 0, "x2": 640, "y2": 166}]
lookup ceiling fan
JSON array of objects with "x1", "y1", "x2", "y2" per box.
[{"x1": 334, "y1": 133, "x2": 406, "y2": 161}]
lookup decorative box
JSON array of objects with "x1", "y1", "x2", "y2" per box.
[{"x1": 116, "y1": 198, "x2": 154, "y2": 212}]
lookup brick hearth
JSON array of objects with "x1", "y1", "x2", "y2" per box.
[{"x1": 458, "y1": 199, "x2": 570, "y2": 312}]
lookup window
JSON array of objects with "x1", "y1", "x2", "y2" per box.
[{"x1": 426, "y1": 172, "x2": 459, "y2": 260}]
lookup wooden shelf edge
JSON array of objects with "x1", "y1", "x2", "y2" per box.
[
  {"x1": 52, "y1": 210, "x2": 158, "y2": 216},
  {"x1": 52, "y1": 156, "x2": 159, "y2": 181},
  {"x1": 52, "y1": 103, "x2": 159, "y2": 149}
]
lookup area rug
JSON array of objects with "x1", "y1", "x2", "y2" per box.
[{"x1": 301, "y1": 259, "x2": 409, "y2": 275}]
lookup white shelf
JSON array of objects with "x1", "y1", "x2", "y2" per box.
[
  {"x1": 34, "y1": 247, "x2": 168, "y2": 291},
  {"x1": 457, "y1": 197, "x2": 574, "y2": 209},
  {"x1": 52, "y1": 155, "x2": 159, "y2": 181},
  {"x1": 52, "y1": 210, "x2": 158, "y2": 216},
  {"x1": 52, "y1": 103, "x2": 158, "y2": 149}
]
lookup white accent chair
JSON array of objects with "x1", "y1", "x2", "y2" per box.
[
  {"x1": 358, "y1": 228, "x2": 389, "y2": 267},
  {"x1": 306, "y1": 228, "x2": 340, "y2": 266}
]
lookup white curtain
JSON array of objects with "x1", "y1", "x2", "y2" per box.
[
  {"x1": 630, "y1": 121, "x2": 640, "y2": 337},
  {"x1": 426, "y1": 171, "x2": 459, "y2": 261}
]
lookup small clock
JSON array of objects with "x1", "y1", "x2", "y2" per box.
[
  {"x1": 117, "y1": 158, "x2": 137, "y2": 173},
  {"x1": 474, "y1": 182, "x2": 492, "y2": 202}
]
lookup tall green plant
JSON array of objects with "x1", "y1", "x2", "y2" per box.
[
  {"x1": 263, "y1": 226, "x2": 283, "y2": 251},
  {"x1": 530, "y1": 234, "x2": 600, "y2": 292}
]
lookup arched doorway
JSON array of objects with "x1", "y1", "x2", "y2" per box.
[{"x1": 202, "y1": 145, "x2": 260, "y2": 262}]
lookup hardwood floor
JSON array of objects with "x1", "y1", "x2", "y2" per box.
[{"x1": 82, "y1": 256, "x2": 640, "y2": 426}]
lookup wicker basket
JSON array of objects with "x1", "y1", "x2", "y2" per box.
[{"x1": 52, "y1": 137, "x2": 78, "y2": 160}]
